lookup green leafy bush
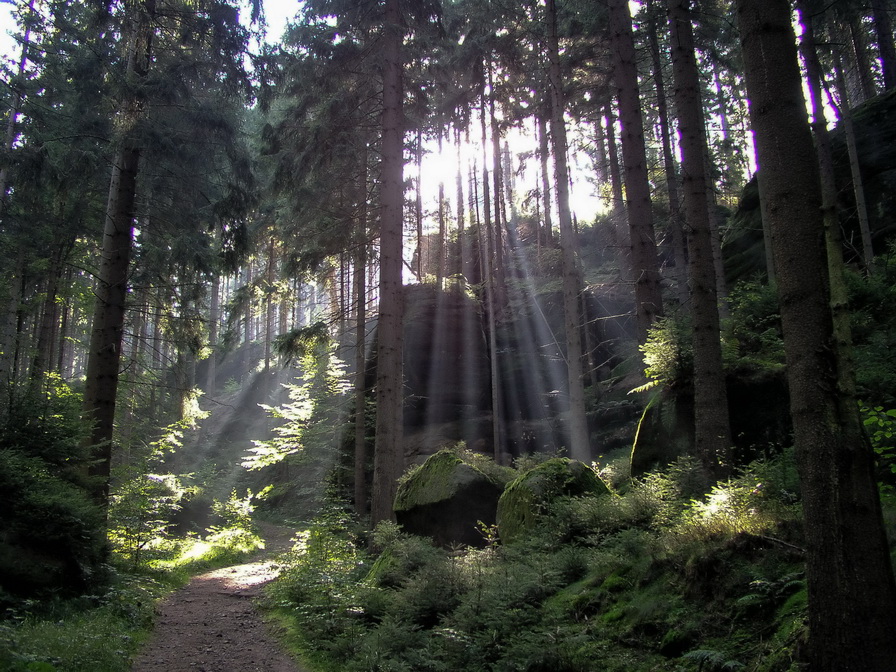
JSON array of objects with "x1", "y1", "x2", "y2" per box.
[
  {"x1": 267, "y1": 454, "x2": 809, "y2": 672},
  {"x1": 861, "y1": 403, "x2": 896, "y2": 475},
  {"x1": 108, "y1": 473, "x2": 186, "y2": 568},
  {"x1": 725, "y1": 280, "x2": 785, "y2": 374},
  {"x1": 0, "y1": 379, "x2": 107, "y2": 605},
  {"x1": 641, "y1": 316, "x2": 693, "y2": 384},
  {"x1": 0, "y1": 574, "x2": 161, "y2": 672},
  {"x1": 267, "y1": 502, "x2": 368, "y2": 652}
]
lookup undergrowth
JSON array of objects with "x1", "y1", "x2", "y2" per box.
[
  {"x1": 265, "y1": 452, "x2": 809, "y2": 672},
  {"x1": 0, "y1": 487, "x2": 267, "y2": 672}
]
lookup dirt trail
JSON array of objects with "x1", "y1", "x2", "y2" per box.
[{"x1": 131, "y1": 524, "x2": 307, "y2": 672}]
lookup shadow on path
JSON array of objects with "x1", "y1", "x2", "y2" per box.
[{"x1": 130, "y1": 524, "x2": 306, "y2": 672}]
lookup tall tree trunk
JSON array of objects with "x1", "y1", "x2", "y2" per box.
[
  {"x1": 832, "y1": 49, "x2": 875, "y2": 271},
  {"x1": 243, "y1": 264, "x2": 252, "y2": 374},
  {"x1": 479, "y1": 94, "x2": 504, "y2": 462},
  {"x1": 546, "y1": 0, "x2": 589, "y2": 462},
  {"x1": 799, "y1": 0, "x2": 858, "y2": 406},
  {"x1": 415, "y1": 128, "x2": 424, "y2": 281},
  {"x1": 646, "y1": 3, "x2": 688, "y2": 306},
  {"x1": 502, "y1": 142, "x2": 517, "y2": 240},
  {"x1": 470, "y1": 156, "x2": 483, "y2": 281},
  {"x1": 353, "y1": 235, "x2": 368, "y2": 516},
  {"x1": 604, "y1": 100, "x2": 625, "y2": 254},
  {"x1": 264, "y1": 238, "x2": 275, "y2": 370},
  {"x1": 592, "y1": 112, "x2": 608, "y2": 188},
  {"x1": 871, "y1": 0, "x2": 896, "y2": 90},
  {"x1": 480, "y1": 99, "x2": 494, "y2": 282},
  {"x1": 703, "y1": 151, "x2": 730, "y2": 320},
  {"x1": 847, "y1": 13, "x2": 877, "y2": 102},
  {"x1": 0, "y1": 261, "x2": 24, "y2": 391},
  {"x1": 487, "y1": 66, "x2": 506, "y2": 300},
  {"x1": 668, "y1": 0, "x2": 732, "y2": 478},
  {"x1": 537, "y1": 113, "x2": 555, "y2": 248},
  {"x1": 737, "y1": 2, "x2": 896, "y2": 669},
  {"x1": 30, "y1": 245, "x2": 66, "y2": 385},
  {"x1": 455, "y1": 125, "x2": 467, "y2": 278},
  {"x1": 370, "y1": 0, "x2": 405, "y2": 526},
  {"x1": 206, "y1": 274, "x2": 220, "y2": 393},
  {"x1": 354, "y1": 144, "x2": 370, "y2": 516},
  {"x1": 437, "y1": 130, "x2": 446, "y2": 288},
  {"x1": 0, "y1": 0, "x2": 35, "y2": 215},
  {"x1": 82, "y1": 0, "x2": 155, "y2": 505},
  {"x1": 608, "y1": 0, "x2": 664, "y2": 343},
  {"x1": 56, "y1": 267, "x2": 73, "y2": 377}
]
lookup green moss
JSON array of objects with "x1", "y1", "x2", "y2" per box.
[
  {"x1": 496, "y1": 458, "x2": 610, "y2": 542},
  {"x1": 602, "y1": 606, "x2": 625, "y2": 623},
  {"x1": 543, "y1": 570, "x2": 608, "y2": 619},
  {"x1": 394, "y1": 451, "x2": 468, "y2": 511},
  {"x1": 600, "y1": 572, "x2": 629, "y2": 593},
  {"x1": 776, "y1": 587, "x2": 807, "y2": 619}
]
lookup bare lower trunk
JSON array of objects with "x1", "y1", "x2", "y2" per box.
[
  {"x1": 537, "y1": 114, "x2": 555, "y2": 248},
  {"x1": 871, "y1": 0, "x2": 896, "y2": 90},
  {"x1": 370, "y1": 0, "x2": 405, "y2": 526},
  {"x1": 82, "y1": 0, "x2": 155, "y2": 506},
  {"x1": 354, "y1": 146, "x2": 370, "y2": 517},
  {"x1": 669, "y1": 0, "x2": 732, "y2": 478},
  {"x1": 82, "y1": 144, "x2": 140, "y2": 502},
  {"x1": 609, "y1": 0, "x2": 663, "y2": 342},
  {"x1": 604, "y1": 100, "x2": 625, "y2": 255},
  {"x1": 206, "y1": 275, "x2": 220, "y2": 393},
  {"x1": 353, "y1": 240, "x2": 368, "y2": 516},
  {"x1": 832, "y1": 49, "x2": 874, "y2": 271},
  {"x1": 646, "y1": 3, "x2": 688, "y2": 306},
  {"x1": 546, "y1": 0, "x2": 589, "y2": 462},
  {"x1": 738, "y1": 2, "x2": 896, "y2": 668},
  {"x1": 0, "y1": 0, "x2": 36, "y2": 214}
]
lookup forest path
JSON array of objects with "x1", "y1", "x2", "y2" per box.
[{"x1": 130, "y1": 523, "x2": 308, "y2": 672}]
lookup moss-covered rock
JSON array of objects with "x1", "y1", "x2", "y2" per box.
[
  {"x1": 496, "y1": 458, "x2": 609, "y2": 543},
  {"x1": 394, "y1": 450, "x2": 505, "y2": 547}
]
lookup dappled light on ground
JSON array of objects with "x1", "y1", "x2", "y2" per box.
[{"x1": 130, "y1": 527, "x2": 305, "y2": 672}]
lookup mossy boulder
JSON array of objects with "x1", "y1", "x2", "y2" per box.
[
  {"x1": 394, "y1": 450, "x2": 506, "y2": 547},
  {"x1": 496, "y1": 457, "x2": 609, "y2": 543}
]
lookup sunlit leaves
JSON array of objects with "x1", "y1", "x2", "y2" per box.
[{"x1": 242, "y1": 340, "x2": 350, "y2": 470}]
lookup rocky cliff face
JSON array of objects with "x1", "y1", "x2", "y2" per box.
[
  {"x1": 397, "y1": 282, "x2": 638, "y2": 465},
  {"x1": 730, "y1": 88, "x2": 896, "y2": 279}
]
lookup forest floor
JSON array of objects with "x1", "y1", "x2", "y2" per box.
[{"x1": 130, "y1": 523, "x2": 308, "y2": 672}]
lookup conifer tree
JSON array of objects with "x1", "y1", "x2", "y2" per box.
[
  {"x1": 668, "y1": 0, "x2": 732, "y2": 477},
  {"x1": 737, "y1": 1, "x2": 896, "y2": 667},
  {"x1": 607, "y1": 0, "x2": 664, "y2": 343},
  {"x1": 370, "y1": 0, "x2": 405, "y2": 525}
]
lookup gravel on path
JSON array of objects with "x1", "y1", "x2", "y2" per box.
[{"x1": 130, "y1": 527, "x2": 307, "y2": 672}]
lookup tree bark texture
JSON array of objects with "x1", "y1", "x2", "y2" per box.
[
  {"x1": 83, "y1": 0, "x2": 156, "y2": 504},
  {"x1": 669, "y1": 0, "x2": 732, "y2": 477},
  {"x1": 737, "y1": 2, "x2": 896, "y2": 669},
  {"x1": 799, "y1": 0, "x2": 859, "y2": 398},
  {"x1": 354, "y1": 145, "x2": 370, "y2": 516},
  {"x1": 832, "y1": 48, "x2": 875, "y2": 271},
  {"x1": 646, "y1": 2, "x2": 688, "y2": 306},
  {"x1": 83, "y1": 141, "x2": 141, "y2": 501},
  {"x1": 871, "y1": 0, "x2": 896, "y2": 90},
  {"x1": 604, "y1": 100, "x2": 625, "y2": 253},
  {"x1": 0, "y1": 0, "x2": 36, "y2": 215},
  {"x1": 546, "y1": 0, "x2": 589, "y2": 462},
  {"x1": 370, "y1": 0, "x2": 405, "y2": 526},
  {"x1": 608, "y1": 0, "x2": 664, "y2": 343},
  {"x1": 206, "y1": 275, "x2": 220, "y2": 393},
  {"x1": 354, "y1": 239, "x2": 368, "y2": 516},
  {"x1": 537, "y1": 113, "x2": 555, "y2": 248}
]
